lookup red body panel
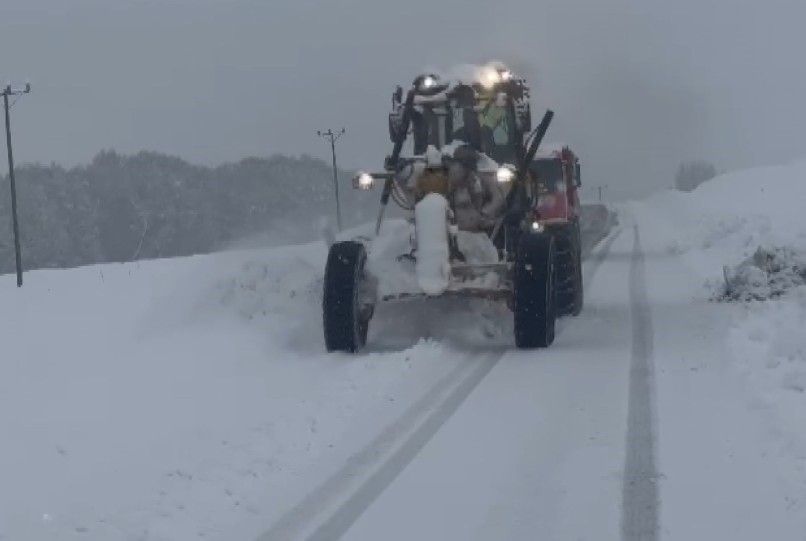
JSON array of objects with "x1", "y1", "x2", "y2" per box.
[{"x1": 532, "y1": 147, "x2": 580, "y2": 224}]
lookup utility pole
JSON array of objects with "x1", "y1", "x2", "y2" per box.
[
  {"x1": 3, "y1": 81, "x2": 31, "y2": 288},
  {"x1": 590, "y1": 184, "x2": 608, "y2": 202},
  {"x1": 317, "y1": 128, "x2": 345, "y2": 231}
]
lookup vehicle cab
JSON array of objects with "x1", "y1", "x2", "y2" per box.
[
  {"x1": 529, "y1": 145, "x2": 581, "y2": 225},
  {"x1": 386, "y1": 66, "x2": 532, "y2": 169}
]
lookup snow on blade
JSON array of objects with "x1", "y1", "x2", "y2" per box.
[{"x1": 414, "y1": 193, "x2": 451, "y2": 296}]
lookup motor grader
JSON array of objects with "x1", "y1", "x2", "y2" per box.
[{"x1": 322, "y1": 63, "x2": 583, "y2": 352}]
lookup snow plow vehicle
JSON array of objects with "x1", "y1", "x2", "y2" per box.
[{"x1": 323, "y1": 62, "x2": 584, "y2": 352}]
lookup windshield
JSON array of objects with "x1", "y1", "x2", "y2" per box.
[
  {"x1": 449, "y1": 101, "x2": 517, "y2": 164},
  {"x1": 529, "y1": 158, "x2": 564, "y2": 191},
  {"x1": 410, "y1": 100, "x2": 518, "y2": 164}
]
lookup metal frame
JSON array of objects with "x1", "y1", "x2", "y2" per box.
[{"x1": 358, "y1": 70, "x2": 555, "y2": 303}]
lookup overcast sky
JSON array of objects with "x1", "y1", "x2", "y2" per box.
[{"x1": 2, "y1": 0, "x2": 805, "y2": 199}]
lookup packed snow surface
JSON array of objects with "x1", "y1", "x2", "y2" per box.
[{"x1": 0, "y1": 226, "x2": 474, "y2": 540}]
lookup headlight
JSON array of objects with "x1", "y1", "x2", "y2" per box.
[
  {"x1": 353, "y1": 172, "x2": 375, "y2": 190},
  {"x1": 479, "y1": 66, "x2": 501, "y2": 89},
  {"x1": 479, "y1": 65, "x2": 513, "y2": 88},
  {"x1": 496, "y1": 166, "x2": 515, "y2": 183},
  {"x1": 531, "y1": 221, "x2": 544, "y2": 232},
  {"x1": 417, "y1": 74, "x2": 440, "y2": 91}
]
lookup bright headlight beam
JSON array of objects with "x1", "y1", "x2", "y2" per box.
[
  {"x1": 479, "y1": 67, "x2": 500, "y2": 89},
  {"x1": 496, "y1": 167, "x2": 515, "y2": 183},
  {"x1": 422, "y1": 76, "x2": 437, "y2": 89},
  {"x1": 356, "y1": 172, "x2": 374, "y2": 189}
]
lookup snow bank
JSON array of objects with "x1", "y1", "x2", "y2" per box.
[
  {"x1": 0, "y1": 224, "x2": 495, "y2": 540},
  {"x1": 717, "y1": 246, "x2": 806, "y2": 302},
  {"x1": 636, "y1": 159, "x2": 806, "y2": 276},
  {"x1": 632, "y1": 156, "x2": 806, "y2": 503}
]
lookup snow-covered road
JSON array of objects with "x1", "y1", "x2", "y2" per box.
[
  {"x1": 258, "y1": 212, "x2": 803, "y2": 541},
  {"x1": 3, "y1": 189, "x2": 805, "y2": 540},
  {"x1": 259, "y1": 218, "x2": 644, "y2": 541}
]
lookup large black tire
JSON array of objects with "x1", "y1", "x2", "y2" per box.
[
  {"x1": 554, "y1": 222, "x2": 584, "y2": 317},
  {"x1": 572, "y1": 233, "x2": 584, "y2": 315},
  {"x1": 323, "y1": 241, "x2": 372, "y2": 353},
  {"x1": 513, "y1": 232, "x2": 556, "y2": 349}
]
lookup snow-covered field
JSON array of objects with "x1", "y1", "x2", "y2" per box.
[
  {"x1": 0, "y1": 225, "x2": 477, "y2": 540},
  {"x1": 2, "y1": 168, "x2": 806, "y2": 541}
]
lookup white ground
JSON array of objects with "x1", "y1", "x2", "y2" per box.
[{"x1": 2, "y1": 160, "x2": 806, "y2": 540}]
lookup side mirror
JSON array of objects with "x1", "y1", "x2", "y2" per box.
[{"x1": 575, "y1": 162, "x2": 581, "y2": 186}]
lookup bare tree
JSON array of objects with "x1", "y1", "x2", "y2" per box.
[{"x1": 675, "y1": 160, "x2": 717, "y2": 192}]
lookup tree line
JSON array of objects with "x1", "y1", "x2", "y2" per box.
[{"x1": 0, "y1": 150, "x2": 375, "y2": 274}]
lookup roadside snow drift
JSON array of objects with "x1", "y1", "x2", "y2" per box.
[
  {"x1": 630, "y1": 157, "x2": 806, "y2": 531},
  {"x1": 717, "y1": 246, "x2": 806, "y2": 302},
  {"x1": 0, "y1": 220, "x2": 507, "y2": 541},
  {"x1": 633, "y1": 159, "x2": 806, "y2": 276}
]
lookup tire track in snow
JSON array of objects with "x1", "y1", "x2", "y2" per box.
[
  {"x1": 257, "y1": 349, "x2": 503, "y2": 541},
  {"x1": 622, "y1": 224, "x2": 660, "y2": 541},
  {"x1": 258, "y1": 214, "x2": 617, "y2": 541},
  {"x1": 584, "y1": 226, "x2": 622, "y2": 287}
]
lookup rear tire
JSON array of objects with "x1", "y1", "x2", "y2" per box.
[
  {"x1": 554, "y1": 222, "x2": 584, "y2": 317},
  {"x1": 323, "y1": 241, "x2": 372, "y2": 352},
  {"x1": 513, "y1": 232, "x2": 556, "y2": 348},
  {"x1": 572, "y1": 234, "x2": 584, "y2": 315}
]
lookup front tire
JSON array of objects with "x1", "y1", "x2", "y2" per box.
[
  {"x1": 323, "y1": 241, "x2": 372, "y2": 352},
  {"x1": 513, "y1": 232, "x2": 556, "y2": 348}
]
